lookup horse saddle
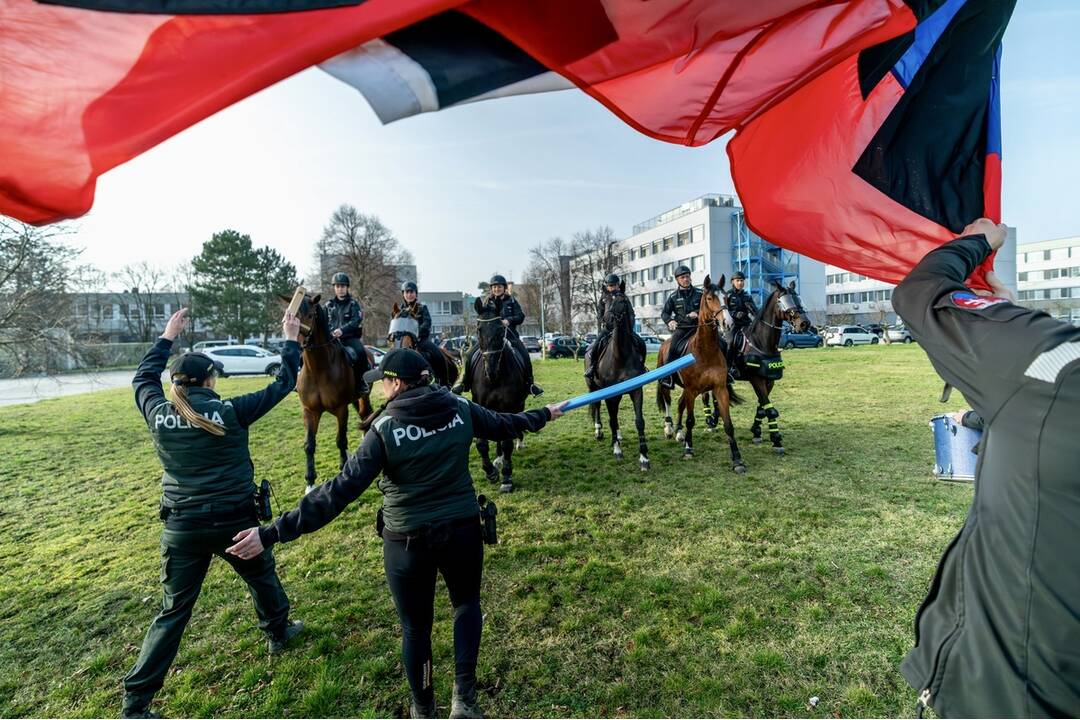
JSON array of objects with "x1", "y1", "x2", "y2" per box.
[
  {"x1": 343, "y1": 345, "x2": 358, "y2": 364},
  {"x1": 668, "y1": 327, "x2": 697, "y2": 361}
]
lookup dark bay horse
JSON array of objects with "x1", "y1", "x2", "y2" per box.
[
  {"x1": 388, "y1": 302, "x2": 459, "y2": 388},
  {"x1": 655, "y1": 275, "x2": 746, "y2": 472},
  {"x1": 468, "y1": 296, "x2": 529, "y2": 493},
  {"x1": 587, "y1": 284, "x2": 650, "y2": 471},
  {"x1": 707, "y1": 279, "x2": 813, "y2": 454},
  {"x1": 290, "y1": 293, "x2": 374, "y2": 492}
]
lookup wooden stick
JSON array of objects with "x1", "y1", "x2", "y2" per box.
[{"x1": 286, "y1": 286, "x2": 310, "y2": 331}]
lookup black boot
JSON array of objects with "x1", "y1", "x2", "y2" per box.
[
  {"x1": 121, "y1": 694, "x2": 160, "y2": 719},
  {"x1": 410, "y1": 697, "x2": 437, "y2": 719},
  {"x1": 268, "y1": 619, "x2": 304, "y2": 655},
  {"x1": 450, "y1": 677, "x2": 484, "y2": 719}
]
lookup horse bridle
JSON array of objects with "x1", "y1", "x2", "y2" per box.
[
  {"x1": 476, "y1": 315, "x2": 508, "y2": 357},
  {"x1": 757, "y1": 289, "x2": 808, "y2": 331}
]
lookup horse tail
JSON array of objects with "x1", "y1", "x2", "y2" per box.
[
  {"x1": 656, "y1": 377, "x2": 670, "y2": 413},
  {"x1": 727, "y1": 378, "x2": 744, "y2": 405}
]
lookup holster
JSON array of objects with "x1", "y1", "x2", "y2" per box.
[
  {"x1": 375, "y1": 506, "x2": 385, "y2": 538},
  {"x1": 478, "y1": 495, "x2": 498, "y2": 545},
  {"x1": 255, "y1": 480, "x2": 273, "y2": 522}
]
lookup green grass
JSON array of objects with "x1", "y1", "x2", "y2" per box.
[{"x1": 0, "y1": 345, "x2": 970, "y2": 718}]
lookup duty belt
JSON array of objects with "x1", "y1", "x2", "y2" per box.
[{"x1": 380, "y1": 514, "x2": 478, "y2": 543}]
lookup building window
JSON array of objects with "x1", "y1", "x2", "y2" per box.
[
  {"x1": 1018, "y1": 272, "x2": 1028, "y2": 282},
  {"x1": 884, "y1": 289, "x2": 893, "y2": 300},
  {"x1": 677, "y1": 230, "x2": 690, "y2": 247},
  {"x1": 663, "y1": 236, "x2": 674, "y2": 251},
  {"x1": 639, "y1": 244, "x2": 649, "y2": 258},
  {"x1": 1045, "y1": 250, "x2": 1052, "y2": 261},
  {"x1": 651, "y1": 241, "x2": 660, "y2": 255},
  {"x1": 101, "y1": 303, "x2": 114, "y2": 319},
  {"x1": 652, "y1": 291, "x2": 664, "y2": 305},
  {"x1": 629, "y1": 248, "x2": 637, "y2": 261},
  {"x1": 1047, "y1": 268, "x2": 1061, "y2": 280},
  {"x1": 664, "y1": 262, "x2": 674, "y2": 278},
  {"x1": 692, "y1": 255, "x2": 704, "y2": 271},
  {"x1": 691, "y1": 225, "x2": 705, "y2": 244}
]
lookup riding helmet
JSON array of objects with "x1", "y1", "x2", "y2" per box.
[
  {"x1": 401, "y1": 281, "x2": 418, "y2": 294},
  {"x1": 674, "y1": 265, "x2": 692, "y2": 278},
  {"x1": 604, "y1": 273, "x2": 621, "y2": 285},
  {"x1": 331, "y1": 272, "x2": 351, "y2": 286},
  {"x1": 489, "y1": 274, "x2": 508, "y2": 287},
  {"x1": 732, "y1": 271, "x2": 746, "y2": 280}
]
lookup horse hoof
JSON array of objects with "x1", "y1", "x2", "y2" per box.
[
  {"x1": 752, "y1": 437, "x2": 763, "y2": 445},
  {"x1": 493, "y1": 456, "x2": 504, "y2": 470},
  {"x1": 676, "y1": 431, "x2": 686, "y2": 443},
  {"x1": 595, "y1": 433, "x2": 604, "y2": 442},
  {"x1": 664, "y1": 428, "x2": 674, "y2": 440},
  {"x1": 773, "y1": 446, "x2": 785, "y2": 455},
  {"x1": 499, "y1": 481, "x2": 514, "y2": 494},
  {"x1": 516, "y1": 439, "x2": 526, "y2": 450},
  {"x1": 640, "y1": 460, "x2": 650, "y2": 471},
  {"x1": 614, "y1": 450, "x2": 624, "y2": 460},
  {"x1": 733, "y1": 463, "x2": 747, "y2": 474},
  {"x1": 304, "y1": 484, "x2": 315, "y2": 495},
  {"x1": 486, "y1": 471, "x2": 499, "y2": 484},
  {"x1": 681, "y1": 451, "x2": 694, "y2": 460}
]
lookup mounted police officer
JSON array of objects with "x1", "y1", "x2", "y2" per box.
[
  {"x1": 228, "y1": 349, "x2": 566, "y2": 718},
  {"x1": 452, "y1": 274, "x2": 543, "y2": 397},
  {"x1": 325, "y1": 271, "x2": 369, "y2": 388},
  {"x1": 396, "y1": 281, "x2": 439, "y2": 368},
  {"x1": 583, "y1": 273, "x2": 644, "y2": 383},
  {"x1": 724, "y1": 271, "x2": 759, "y2": 374},
  {"x1": 893, "y1": 218, "x2": 1080, "y2": 718},
  {"x1": 659, "y1": 266, "x2": 702, "y2": 386},
  {"x1": 121, "y1": 308, "x2": 304, "y2": 719}
]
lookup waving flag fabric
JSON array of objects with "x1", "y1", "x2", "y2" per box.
[{"x1": 0, "y1": 0, "x2": 1014, "y2": 284}]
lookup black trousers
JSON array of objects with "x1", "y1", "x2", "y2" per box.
[
  {"x1": 383, "y1": 522, "x2": 483, "y2": 706},
  {"x1": 341, "y1": 337, "x2": 369, "y2": 371},
  {"x1": 123, "y1": 515, "x2": 290, "y2": 710}
]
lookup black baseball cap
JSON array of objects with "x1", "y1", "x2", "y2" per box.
[
  {"x1": 169, "y1": 352, "x2": 224, "y2": 384},
  {"x1": 363, "y1": 348, "x2": 431, "y2": 385}
]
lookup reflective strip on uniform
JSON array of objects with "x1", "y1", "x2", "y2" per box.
[
  {"x1": 373, "y1": 415, "x2": 393, "y2": 431},
  {"x1": 1023, "y1": 341, "x2": 1080, "y2": 384}
]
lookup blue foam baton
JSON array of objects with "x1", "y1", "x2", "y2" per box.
[{"x1": 560, "y1": 353, "x2": 696, "y2": 412}]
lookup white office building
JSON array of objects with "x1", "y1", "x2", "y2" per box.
[
  {"x1": 825, "y1": 227, "x2": 1018, "y2": 324},
  {"x1": 616, "y1": 194, "x2": 827, "y2": 335},
  {"x1": 1016, "y1": 235, "x2": 1080, "y2": 324}
]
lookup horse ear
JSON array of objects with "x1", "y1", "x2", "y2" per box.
[
  {"x1": 474, "y1": 296, "x2": 484, "y2": 314},
  {"x1": 718, "y1": 274, "x2": 726, "y2": 290},
  {"x1": 771, "y1": 279, "x2": 784, "y2": 292},
  {"x1": 788, "y1": 279, "x2": 797, "y2": 292},
  {"x1": 312, "y1": 293, "x2": 322, "y2": 305},
  {"x1": 703, "y1": 274, "x2": 712, "y2": 291}
]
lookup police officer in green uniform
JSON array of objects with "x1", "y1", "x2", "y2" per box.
[
  {"x1": 659, "y1": 265, "x2": 702, "y2": 386},
  {"x1": 121, "y1": 308, "x2": 305, "y2": 719},
  {"x1": 893, "y1": 218, "x2": 1080, "y2": 717},
  {"x1": 325, "y1": 271, "x2": 369, "y2": 389},
  {"x1": 724, "y1": 271, "x2": 759, "y2": 374},
  {"x1": 228, "y1": 349, "x2": 565, "y2": 718}
]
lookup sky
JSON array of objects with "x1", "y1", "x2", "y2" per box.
[{"x1": 71, "y1": 2, "x2": 1080, "y2": 295}]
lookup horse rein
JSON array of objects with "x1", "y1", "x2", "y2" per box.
[{"x1": 476, "y1": 315, "x2": 508, "y2": 357}]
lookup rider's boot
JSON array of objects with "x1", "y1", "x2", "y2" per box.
[
  {"x1": 452, "y1": 349, "x2": 473, "y2": 395},
  {"x1": 582, "y1": 350, "x2": 595, "y2": 383}
]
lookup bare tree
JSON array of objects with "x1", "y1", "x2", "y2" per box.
[
  {"x1": 568, "y1": 225, "x2": 623, "y2": 334},
  {"x1": 0, "y1": 217, "x2": 83, "y2": 375},
  {"x1": 319, "y1": 205, "x2": 413, "y2": 343},
  {"x1": 110, "y1": 261, "x2": 170, "y2": 342},
  {"x1": 526, "y1": 236, "x2": 572, "y2": 335}
]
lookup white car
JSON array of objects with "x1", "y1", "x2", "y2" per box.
[
  {"x1": 203, "y1": 345, "x2": 283, "y2": 376},
  {"x1": 825, "y1": 325, "x2": 879, "y2": 347},
  {"x1": 639, "y1": 334, "x2": 663, "y2": 353},
  {"x1": 885, "y1": 326, "x2": 915, "y2": 344}
]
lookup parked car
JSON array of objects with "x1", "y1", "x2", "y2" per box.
[
  {"x1": 546, "y1": 337, "x2": 585, "y2": 358},
  {"x1": 825, "y1": 325, "x2": 879, "y2": 347},
  {"x1": 192, "y1": 340, "x2": 231, "y2": 352},
  {"x1": 203, "y1": 344, "x2": 282, "y2": 376},
  {"x1": 583, "y1": 332, "x2": 598, "y2": 344},
  {"x1": 884, "y1": 325, "x2": 915, "y2": 344},
  {"x1": 863, "y1": 323, "x2": 886, "y2": 337},
  {"x1": 520, "y1": 335, "x2": 542, "y2": 353},
  {"x1": 639, "y1": 334, "x2": 663, "y2": 354},
  {"x1": 779, "y1": 328, "x2": 823, "y2": 349}
]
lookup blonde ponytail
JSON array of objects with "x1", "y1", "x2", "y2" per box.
[{"x1": 169, "y1": 376, "x2": 226, "y2": 436}]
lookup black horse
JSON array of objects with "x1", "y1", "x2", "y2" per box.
[
  {"x1": 587, "y1": 283, "x2": 650, "y2": 471},
  {"x1": 705, "y1": 279, "x2": 813, "y2": 453},
  {"x1": 467, "y1": 297, "x2": 530, "y2": 493}
]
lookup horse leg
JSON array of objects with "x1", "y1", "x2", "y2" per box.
[
  {"x1": 716, "y1": 384, "x2": 747, "y2": 473},
  {"x1": 516, "y1": 435, "x2": 526, "y2": 450},
  {"x1": 751, "y1": 402, "x2": 766, "y2": 443},
  {"x1": 591, "y1": 400, "x2": 604, "y2": 441},
  {"x1": 476, "y1": 438, "x2": 498, "y2": 484},
  {"x1": 760, "y1": 379, "x2": 783, "y2": 453},
  {"x1": 675, "y1": 393, "x2": 686, "y2": 443},
  {"x1": 681, "y1": 392, "x2": 696, "y2": 459},
  {"x1": 631, "y1": 388, "x2": 649, "y2": 471},
  {"x1": 334, "y1": 405, "x2": 350, "y2": 469},
  {"x1": 303, "y1": 408, "x2": 321, "y2": 493},
  {"x1": 606, "y1": 396, "x2": 623, "y2": 460},
  {"x1": 703, "y1": 391, "x2": 717, "y2": 430},
  {"x1": 659, "y1": 385, "x2": 675, "y2": 440},
  {"x1": 499, "y1": 438, "x2": 514, "y2": 494}
]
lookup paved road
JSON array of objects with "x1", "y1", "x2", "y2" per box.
[{"x1": 0, "y1": 370, "x2": 159, "y2": 407}]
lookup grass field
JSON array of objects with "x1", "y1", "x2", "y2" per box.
[{"x1": 0, "y1": 344, "x2": 973, "y2": 718}]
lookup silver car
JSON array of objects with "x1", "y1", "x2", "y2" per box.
[{"x1": 885, "y1": 326, "x2": 915, "y2": 343}]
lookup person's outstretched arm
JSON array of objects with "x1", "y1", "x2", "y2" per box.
[
  {"x1": 133, "y1": 308, "x2": 188, "y2": 423},
  {"x1": 226, "y1": 313, "x2": 302, "y2": 428},
  {"x1": 465, "y1": 397, "x2": 564, "y2": 440}
]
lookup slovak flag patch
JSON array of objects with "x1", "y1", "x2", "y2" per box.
[{"x1": 950, "y1": 291, "x2": 1009, "y2": 310}]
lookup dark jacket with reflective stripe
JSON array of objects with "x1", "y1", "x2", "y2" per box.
[
  {"x1": 661, "y1": 286, "x2": 702, "y2": 325},
  {"x1": 133, "y1": 338, "x2": 301, "y2": 512},
  {"x1": 894, "y1": 234, "x2": 1080, "y2": 718},
  {"x1": 260, "y1": 384, "x2": 550, "y2": 541},
  {"x1": 725, "y1": 288, "x2": 758, "y2": 328},
  {"x1": 325, "y1": 294, "x2": 363, "y2": 338}
]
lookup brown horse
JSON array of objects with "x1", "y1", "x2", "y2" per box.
[
  {"x1": 289, "y1": 292, "x2": 374, "y2": 492},
  {"x1": 389, "y1": 302, "x2": 459, "y2": 388},
  {"x1": 655, "y1": 274, "x2": 746, "y2": 472}
]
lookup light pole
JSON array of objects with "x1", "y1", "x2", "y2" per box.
[{"x1": 539, "y1": 274, "x2": 546, "y2": 360}]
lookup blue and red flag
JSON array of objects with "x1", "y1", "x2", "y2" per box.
[{"x1": 0, "y1": 0, "x2": 1014, "y2": 285}]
